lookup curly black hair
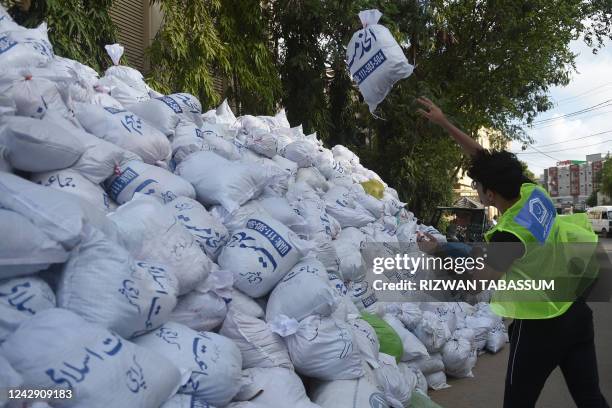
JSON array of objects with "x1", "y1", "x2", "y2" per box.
[{"x1": 467, "y1": 149, "x2": 534, "y2": 200}]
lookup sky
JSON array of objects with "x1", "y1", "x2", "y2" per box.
[{"x1": 509, "y1": 37, "x2": 612, "y2": 177}]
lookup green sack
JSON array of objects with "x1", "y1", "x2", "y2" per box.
[
  {"x1": 410, "y1": 391, "x2": 444, "y2": 408},
  {"x1": 360, "y1": 313, "x2": 403, "y2": 362},
  {"x1": 360, "y1": 179, "x2": 385, "y2": 199}
]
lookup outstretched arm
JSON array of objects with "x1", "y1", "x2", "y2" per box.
[{"x1": 416, "y1": 97, "x2": 484, "y2": 157}]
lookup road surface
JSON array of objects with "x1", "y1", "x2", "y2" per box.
[{"x1": 429, "y1": 237, "x2": 612, "y2": 408}]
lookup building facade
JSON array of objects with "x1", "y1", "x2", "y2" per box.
[
  {"x1": 542, "y1": 153, "x2": 606, "y2": 210},
  {"x1": 109, "y1": 0, "x2": 162, "y2": 73}
]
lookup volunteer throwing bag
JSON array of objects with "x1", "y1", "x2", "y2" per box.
[{"x1": 346, "y1": 9, "x2": 413, "y2": 113}]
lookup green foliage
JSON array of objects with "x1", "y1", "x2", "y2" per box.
[
  {"x1": 9, "y1": 0, "x2": 612, "y2": 218},
  {"x1": 217, "y1": 0, "x2": 282, "y2": 115},
  {"x1": 355, "y1": 80, "x2": 463, "y2": 220},
  {"x1": 520, "y1": 161, "x2": 537, "y2": 182},
  {"x1": 271, "y1": 0, "x2": 332, "y2": 138},
  {"x1": 586, "y1": 190, "x2": 598, "y2": 207},
  {"x1": 269, "y1": 0, "x2": 612, "y2": 218},
  {"x1": 147, "y1": 0, "x2": 281, "y2": 114},
  {"x1": 9, "y1": 0, "x2": 117, "y2": 72},
  {"x1": 600, "y1": 158, "x2": 612, "y2": 197},
  {"x1": 147, "y1": 0, "x2": 230, "y2": 108}
]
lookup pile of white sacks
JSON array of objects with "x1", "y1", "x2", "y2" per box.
[{"x1": 0, "y1": 9, "x2": 508, "y2": 408}]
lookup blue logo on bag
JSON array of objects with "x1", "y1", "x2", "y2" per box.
[
  {"x1": 109, "y1": 167, "x2": 139, "y2": 201},
  {"x1": 362, "y1": 293, "x2": 378, "y2": 308},
  {"x1": 353, "y1": 49, "x2": 387, "y2": 84},
  {"x1": 246, "y1": 219, "x2": 293, "y2": 257},
  {"x1": 352, "y1": 280, "x2": 368, "y2": 297},
  {"x1": 514, "y1": 188, "x2": 556, "y2": 244},
  {"x1": 0, "y1": 35, "x2": 17, "y2": 54},
  {"x1": 157, "y1": 96, "x2": 183, "y2": 114},
  {"x1": 348, "y1": 27, "x2": 378, "y2": 69},
  {"x1": 174, "y1": 93, "x2": 200, "y2": 113}
]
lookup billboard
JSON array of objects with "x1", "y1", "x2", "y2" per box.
[
  {"x1": 570, "y1": 164, "x2": 580, "y2": 196},
  {"x1": 548, "y1": 167, "x2": 558, "y2": 197}
]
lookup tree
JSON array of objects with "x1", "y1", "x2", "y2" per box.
[
  {"x1": 147, "y1": 0, "x2": 282, "y2": 114},
  {"x1": 10, "y1": 0, "x2": 612, "y2": 219},
  {"x1": 9, "y1": 0, "x2": 117, "y2": 72},
  {"x1": 520, "y1": 161, "x2": 537, "y2": 182},
  {"x1": 586, "y1": 190, "x2": 598, "y2": 207},
  {"x1": 262, "y1": 0, "x2": 612, "y2": 219},
  {"x1": 271, "y1": 0, "x2": 332, "y2": 137},
  {"x1": 600, "y1": 158, "x2": 612, "y2": 197},
  {"x1": 147, "y1": 0, "x2": 230, "y2": 108},
  {"x1": 217, "y1": 0, "x2": 282, "y2": 115}
]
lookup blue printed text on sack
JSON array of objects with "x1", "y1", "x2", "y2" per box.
[
  {"x1": 45, "y1": 332, "x2": 123, "y2": 390},
  {"x1": 109, "y1": 167, "x2": 139, "y2": 201},
  {"x1": 0, "y1": 35, "x2": 17, "y2": 54},
  {"x1": 0, "y1": 281, "x2": 37, "y2": 315},
  {"x1": 347, "y1": 27, "x2": 378, "y2": 69},
  {"x1": 353, "y1": 50, "x2": 387, "y2": 85},
  {"x1": 246, "y1": 219, "x2": 292, "y2": 257},
  {"x1": 157, "y1": 96, "x2": 183, "y2": 113}
]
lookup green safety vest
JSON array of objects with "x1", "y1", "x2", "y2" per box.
[{"x1": 484, "y1": 183, "x2": 599, "y2": 319}]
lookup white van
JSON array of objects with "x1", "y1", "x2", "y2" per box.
[{"x1": 586, "y1": 206, "x2": 612, "y2": 236}]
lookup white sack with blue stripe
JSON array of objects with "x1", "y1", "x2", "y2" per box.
[
  {"x1": 218, "y1": 215, "x2": 313, "y2": 298},
  {"x1": 346, "y1": 9, "x2": 413, "y2": 113}
]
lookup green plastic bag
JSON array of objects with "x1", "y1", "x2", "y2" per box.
[
  {"x1": 360, "y1": 313, "x2": 403, "y2": 362},
  {"x1": 410, "y1": 391, "x2": 444, "y2": 408},
  {"x1": 360, "y1": 179, "x2": 385, "y2": 199}
]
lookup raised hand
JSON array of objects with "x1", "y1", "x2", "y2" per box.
[
  {"x1": 416, "y1": 96, "x2": 447, "y2": 125},
  {"x1": 415, "y1": 96, "x2": 483, "y2": 157}
]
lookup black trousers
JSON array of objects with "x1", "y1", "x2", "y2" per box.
[{"x1": 504, "y1": 301, "x2": 609, "y2": 408}]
